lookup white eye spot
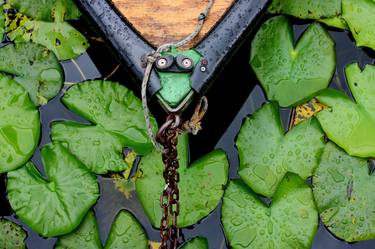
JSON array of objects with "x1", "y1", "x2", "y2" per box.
[
  {"x1": 182, "y1": 58, "x2": 192, "y2": 68},
  {"x1": 157, "y1": 58, "x2": 168, "y2": 68}
]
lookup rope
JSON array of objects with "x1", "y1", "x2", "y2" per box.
[{"x1": 141, "y1": 0, "x2": 214, "y2": 151}]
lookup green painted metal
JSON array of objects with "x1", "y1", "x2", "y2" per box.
[{"x1": 156, "y1": 48, "x2": 202, "y2": 108}]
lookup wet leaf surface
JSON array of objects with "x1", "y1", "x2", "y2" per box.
[
  {"x1": 236, "y1": 102, "x2": 324, "y2": 197},
  {"x1": 222, "y1": 174, "x2": 318, "y2": 249},
  {"x1": 0, "y1": 74, "x2": 40, "y2": 173},
  {"x1": 6, "y1": 143, "x2": 99, "y2": 237},
  {"x1": 342, "y1": 0, "x2": 375, "y2": 51},
  {"x1": 0, "y1": 42, "x2": 63, "y2": 105},
  {"x1": 0, "y1": 218, "x2": 27, "y2": 249},
  {"x1": 313, "y1": 142, "x2": 375, "y2": 242},
  {"x1": 268, "y1": 0, "x2": 341, "y2": 19},
  {"x1": 136, "y1": 133, "x2": 228, "y2": 228},
  {"x1": 181, "y1": 237, "x2": 208, "y2": 249},
  {"x1": 250, "y1": 16, "x2": 336, "y2": 107},
  {"x1": 316, "y1": 63, "x2": 375, "y2": 158},
  {"x1": 51, "y1": 80, "x2": 155, "y2": 174},
  {"x1": 320, "y1": 16, "x2": 349, "y2": 30},
  {"x1": 56, "y1": 210, "x2": 148, "y2": 249}
]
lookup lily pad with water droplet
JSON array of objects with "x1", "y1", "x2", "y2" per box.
[
  {"x1": 268, "y1": 0, "x2": 341, "y2": 19},
  {"x1": 0, "y1": 74, "x2": 40, "y2": 173},
  {"x1": 250, "y1": 15, "x2": 336, "y2": 107},
  {"x1": 316, "y1": 63, "x2": 375, "y2": 158},
  {"x1": 0, "y1": 219, "x2": 27, "y2": 249},
  {"x1": 236, "y1": 102, "x2": 324, "y2": 197},
  {"x1": 51, "y1": 80, "x2": 156, "y2": 174},
  {"x1": 313, "y1": 142, "x2": 375, "y2": 242},
  {"x1": 56, "y1": 210, "x2": 148, "y2": 249},
  {"x1": 7, "y1": 143, "x2": 99, "y2": 237},
  {"x1": 136, "y1": 133, "x2": 228, "y2": 228},
  {"x1": 0, "y1": 42, "x2": 63, "y2": 105},
  {"x1": 8, "y1": 0, "x2": 81, "y2": 22},
  {"x1": 8, "y1": 20, "x2": 89, "y2": 60},
  {"x1": 222, "y1": 174, "x2": 318, "y2": 249},
  {"x1": 342, "y1": 0, "x2": 375, "y2": 51}
]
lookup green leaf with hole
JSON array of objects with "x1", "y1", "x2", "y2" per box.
[
  {"x1": 8, "y1": 20, "x2": 89, "y2": 60},
  {"x1": 181, "y1": 238, "x2": 208, "y2": 249},
  {"x1": 56, "y1": 210, "x2": 148, "y2": 249},
  {"x1": 0, "y1": 42, "x2": 63, "y2": 105},
  {"x1": 0, "y1": 74, "x2": 40, "y2": 173},
  {"x1": 51, "y1": 80, "x2": 156, "y2": 174},
  {"x1": 316, "y1": 63, "x2": 375, "y2": 158},
  {"x1": 0, "y1": 219, "x2": 27, "y2": 249},
  {"x1": 222, "y1": 174, "x2": 318, "y2": 249},
  {"x1": 236, "y1": 102, "x2": 324, "y2": 197},
  {"x1": 313, "y1": 142, "x2": 375, "y2": 242},
  {"x1": 7, "y1": 143, "x2": 99, "y2": 237},
  {"x1": 136, "y1": 133, "x2": 228, "y2": 228},
  {"x1": 250, "y1": 15, "x2": 336, "y2": 107},
  {"x1": 342, "y1": 0, "x2": 375, "y2": 51},
  {"x1": 8, "y1": 0, "x2": 81, "y2": 22},
  {"x1": 268, "y1": 0, "x2": 341, "y2": 19}
]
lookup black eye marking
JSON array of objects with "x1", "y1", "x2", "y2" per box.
[
  {"x1": 155, "y1": 55, "x2": 174, "y2": 70},
  {"x1": 176, "y1": 55, "x2": 194, "y2": 71}
]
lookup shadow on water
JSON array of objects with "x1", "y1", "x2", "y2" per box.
[{"x1": 0, "y1": 14, "x2": 375, "y2": 249}]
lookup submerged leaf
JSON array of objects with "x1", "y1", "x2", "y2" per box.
[
  {"x1": 0, "y1": 74, "x2": 40, "y2": 173},
  {"x1": 236, "y1": 102, "x2": 324, "y2": 197},
  {"x1": 268, "y1": 0, "x2": 341, "y2": 19},
  {"x1": 0, "y1": 42, "x2": 63, "y2": 105},
  {"x1": 316, "y1": 63, "x2": 375, "y2": 158},
  {"x1": 136, "y1": 134, "x2": 228, "y2": 227},
  {"x1": 8, "y1": 0, "x2": 81, "y2": 22},
  {"x1": 250, "y1": 16, "x2": 335, "y2": 107},
  {"x1": 222, "y1": 174, "x2": 318, "y2": 249},
  {"x1": 51, "y1": 80, "x2": 155, "y2": 174},
  {"x1": 7, "y1": 143, "x2": 99, "y2": 237},
  {"x1": 342, "y1": 0, "x2": 375, "y2": 51},
  {"x1": 56, "y1": 210, "x2": 148, "y2": 249},
  {"x1": 0, "y1": 219, "x2": 27, "y2": 249},
  {"x1": 313, "y1": 142, "x2": 375, "y2": 242},
  {"x1": 8, "y1": 20, "x2": 89, "y2": 60}
]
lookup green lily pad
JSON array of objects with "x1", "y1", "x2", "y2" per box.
[
  {"x1": 316, "y1": 63, "x2": 375, "y2": 158},
  {"x1": 135, "y1": 133, "x2": 228, "y2": 228},
  {"x1": 0, "y1": 5, "x2": 4, "y2": 40},
  {"x1": 250, "y1": 15, "x2": 336, "y2": 107},
  {"x1": 0, "y1": 74, "x2": 40, "y2": 173},
  {"x1": 0, "y1": 219, "x2": 27, "y2": 249},
  {"x1": 313, "y1": 142, "x2": 375, "y2": 242},
  {"x1": 54, "y1": 80, "x2": 155, "y2": 156},
  {"x1": 0, "y1": 42, "x2": 63, "y2": 105},
  {"x1": 342, "y1": 0, "x2": 375, "y2": 51},
  {"x1": 222, "y1": 174, "x2": 318, "y2": 249},
  {"x1": 8, "y1": 0, "x2": 81, "y2": 22},
  {"x1": 56, "y1": 210, "x2": 148, "y2": 249},
  {"x1": 268, "y1": 0, "x2": 341, "y2": 19},
  {"x1": 320, "y1": 16, "x2": 349, "y2": 30},
  {"x1": 7, "y1": 142, "x2": 99, "y2": 237},
  {"x1": 236, "y1": 102, "x2": 324, "y2": 197},
  {"x1": 181, "y1": 238, "x2": 208, "y2": 249},
  {"x1": 8, "y1": 20, "x2": 89, "y2": 61}
]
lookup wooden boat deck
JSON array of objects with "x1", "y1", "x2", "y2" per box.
[{"x1": 111, "y1": 0, "x2": 236, "y2": 48}]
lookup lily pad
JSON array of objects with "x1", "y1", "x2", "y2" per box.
[
  {"x1": 0, "y1": 74, "x2": 40, "y2": 173},
  {"x1": 320, "y1": 16, "x2": 349, "y2": 30},
  {"x1": 236, "y1": 102, "x2": 324, "y2": 197},
  {"x1": 250, "y1": 15, "x2": 336, "y2": 107},
  {"x1": 54, "y1": 80, "x2": 156, "y2": 157},
  {"x1": 56, "y1": 210, "x2": 148, "y2": 249},
  {"x1": 8, "y1": 0, "x2": 81, "y2": 22},
  {"x1": 7, "y1": 142, "x2": 99, "y2": 237},
  {"x1": 316, "y1": 63, "x2": 375, "y2": 158},
  {"x1": 8, "y1": 20, "x2": 89, "y2": 60},
  {"x1": 135, "y1": 133, "x2": 228, "y2": 228},
  {"x1": 222, "y1": 174, "x2": 318, "y2": 249},
  {"x1": 0, "y1": 219, "x2": 27, "y2": 249},
  {"x1": 0, "y1": 42, "x2": 63, "y2": 105},
  {"x1": 181, "y1": 237, "x2": 208, "y2": 249},
  {"x1": 342, "y1": 0, "x2": 375, "y2": 51},
  {"x1": 268, "y1": 0, "x2": 341, "y2": 19},
  {"x1": 0, "y1": 5, "x2": 4, "y2": 40},
  {"x1": 313, "y1": 142, "x2": 375, "y2": 242}
]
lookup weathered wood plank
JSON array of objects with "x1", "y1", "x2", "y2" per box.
[{"x1": 111, "y1": 0, "x2": 235, "y2": 48}]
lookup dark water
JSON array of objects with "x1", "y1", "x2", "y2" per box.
[{"x1": 1, "y1": 14, "x2": 375, "y2": 249}]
